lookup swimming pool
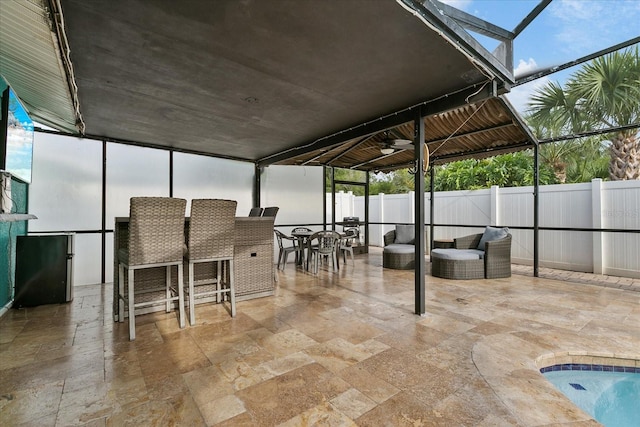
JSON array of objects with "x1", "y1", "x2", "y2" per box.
[{"x1": 542, "y1": 364, "x2": 640, "y2": 427}]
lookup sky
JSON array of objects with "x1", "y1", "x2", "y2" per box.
[
  {"x1": 5, "y1": 88, "x2": 34, "y2": 183},
  {"x1": 440, "y1": 0, "x2": 640, "y2": 113}
]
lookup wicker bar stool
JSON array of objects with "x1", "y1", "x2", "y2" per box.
[
  {"x1": 117, "y1": 197, "x2": 187, "y2": 341},
  {"x1": 185, "y1": 199, "x2": 237, "y2": 325}
]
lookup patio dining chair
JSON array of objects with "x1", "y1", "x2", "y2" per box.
[
  {"x1": 248, "y1": 207, "x2": 263, "y2": 217},
  {"x1": 117, "y1": 197, "x2": 187, "y2": 340},
  {"x1": 185, "y1": 199, "x2": 237, "y2": 325},
  {"x1": 338, "y1": 228, "x2": 358, "y2": 266},
  {"x1": 306, "y1": 230, "x2": 341, "y2": 274},
  {"x1": 274, "y1": 230, "x2": 303, "y2": 270}
]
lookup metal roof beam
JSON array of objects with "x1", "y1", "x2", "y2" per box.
[
  {"x1": 537, "y1": 122, "x2": 640, "y2": 145},
  {"x1": 325, "y1": 135, "x2": 375, "y2": 166},
  {"x1": 349, "y1": 149, "x2": 411, "y2": 170},
  {"x1": 426, "y1": 122, "x2": 516, "y2": 145},
  {"x1": 258, "y1": 82, "x2": 497, "y2": 168},
  {"x1": 431, "y1": 141, "x2": 533, "y2": 163},
  {"x1": 512, "y1": 0, "x2": 552, "y2": 37},
  {"x1": 515, "y1": 36, "x2": 640, "y2": 86},
  {"x1": 430, "y1": 0, "x2": 513, "y2": 41},
  {"x1": 402, "y1": 0, "x2": 514, "y2": 83}
]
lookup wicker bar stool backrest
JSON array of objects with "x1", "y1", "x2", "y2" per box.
[
  {"x1": 188, "y1": 199, "x2": 237, "y2": 260},
  {"x1": 127, "y1": 197, "x2": 186, "y2": 266},
  {"x1": 248, "y1": 207, "x2": 263, "y2": 217},
  {"x1": 262, "y1": 206, "x2": 279, "y2": 218}
]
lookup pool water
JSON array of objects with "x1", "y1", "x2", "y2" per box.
[{"x1": 543, "y1": 369, "x2": 640, "y2": 427}]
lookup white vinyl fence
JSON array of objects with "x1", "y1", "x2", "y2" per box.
[{"x1": 329, "y1": 179, "x2": 640, "y2": 278}]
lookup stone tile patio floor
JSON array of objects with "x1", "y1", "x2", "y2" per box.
[
  {"x1": 511, "y1": 264, "x2": 640, "y2": 293},
  {"x1": 0, "y1": 249, "x2": 638, "y2": 426}
]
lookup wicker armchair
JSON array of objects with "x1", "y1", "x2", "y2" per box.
[
  {"x1": 117, "y1": 197, "x2": 187, "y2": 340},
  {"x1": 383, "y1": 226, "x2": 416, "y2": 270},
  {"x1": 185, "y1": 199, "x2": 237, "y2": 325},
  {"x1": 431, "y1": 231, "x2": 512, "y2": 279}
]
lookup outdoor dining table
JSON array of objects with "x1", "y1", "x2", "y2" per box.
[
  {"x1": 291, "y1": 229, "x2": 346, "y2": 271},
  {"x1": 290, "y1": 229, "x2": 314, "y2": 268}
]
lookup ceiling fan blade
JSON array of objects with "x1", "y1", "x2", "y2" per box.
[
  {"x1": 391, "y1": 138, "x2": 412, "y2": 146},
  {"x1": 391, "y1": 139, "x2": 414, "y2": 149}
]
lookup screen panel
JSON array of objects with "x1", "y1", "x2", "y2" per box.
[
  {"x1": 29, "y1": 133, "x2": 102, "y2": 231},
  {"x1": 106, "y1": 143, "x2": 170, "y2": 228},
  {"x1": 262, "y1": 165, "x2": 323, "y2": 226},
  {"x1": 173, "y1": 152, "x2": 253, "y2": 215}
]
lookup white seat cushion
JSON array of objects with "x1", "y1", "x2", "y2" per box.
[
  {"x1": 383, "y1": 244, "x2": 415, "y2": 254},
  {"x1": 431, "y1": 248, "x2": 484, "y2": 260}
]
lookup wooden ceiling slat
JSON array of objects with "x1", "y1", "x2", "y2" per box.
[{"x1": 275, "y1": 97, "x2": 534, "y2": 171}]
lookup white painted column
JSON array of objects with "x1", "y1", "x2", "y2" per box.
[
  {"x1": 378, "y1": 193, "x2": 385, "y2": 247},
  {"x1": 490, "y1": 185, "x2": 500, "y2": 226},
  {"x1": 424, "y1": 191, "x2": 431, "y2": 255},
  {"x1": 592, "y1": 178, "x2": 603, "y2": 274},
  {"x1": 348, "y1": 190, "x2": 355, "y2": 218},
  {"x1": 408, "y1": 191, "x2": 415, "y2": 223}
]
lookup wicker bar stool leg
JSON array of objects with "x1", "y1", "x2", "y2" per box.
[
  {"x1": 229, "y1": 259, "x2": 236, "y2": 317},
  {"x1": 165, "y1": 266, "x2": 171, "y2": 313},
  {"x1": 188, "y1": 261, "x2": 196, "y2": 326},
  {"x1": 118, "y1": 264, "x2": 125, "y2": 323},
  {"x1": 128, "y1": 268, "x2": 135, "y2": 340},
  {"x1": 177, "y1": 263, "x2": 185, "y2": 328},
  {"x1": 216, "y1": 260, "x2": 222, "y2": 304}
]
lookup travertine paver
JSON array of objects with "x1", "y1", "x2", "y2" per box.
[{"x1": 1, "y1": 249, "x2": 638, "y2": 426}]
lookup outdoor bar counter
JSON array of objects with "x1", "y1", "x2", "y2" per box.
[{"x1": 112, "y1": 216, "x2": 274, "y2": 321}]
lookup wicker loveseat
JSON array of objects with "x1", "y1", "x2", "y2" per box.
[{"x1": 431, "y1": 227, "x2": 511, "y2": 279}]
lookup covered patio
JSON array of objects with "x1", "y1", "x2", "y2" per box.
[
  {"x1": 1, "y1": 250, "x2": 639, "y2": 425},
  {"x1": 2, "y1": 0, "x2": 639, "y2": 425},
  {"x1": 1, "y1": 0, "x2": 542, "y2": 316}
]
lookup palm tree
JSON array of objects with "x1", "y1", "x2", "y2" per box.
[
  {"x1": 525, "y1": 112, "x2": 576, "y2": 183},
  {"x1": 527, "y1": 47, "x2": 640, "y2": 180}
]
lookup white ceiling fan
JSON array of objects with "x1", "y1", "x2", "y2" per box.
[
  {"x1": 378, "y1": 131, "x2": 430, "y2": 174},
  {"x1": 379, "y1": 132, "x2": 413, "y2": 155}
]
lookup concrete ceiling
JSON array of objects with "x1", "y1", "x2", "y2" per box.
[{"x1": 53, "y1": 0, "x2": 521, "y2": 163}]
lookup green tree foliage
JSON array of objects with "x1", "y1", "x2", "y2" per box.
[
  {"x1": 564, "y1": 137, "x2": 610, "y2": 182},
  {"x1": 527, "y1": 47, "x2": 640, "y2": 180},
  {"x1": 372, "y1": 169, "x2": 422, "y2": 194},
  {"x1": 433, "y1": 152, "x2": 557, "y2": 191},
  {"x1": 327, "y1": 167, "x2": 430, "y2": 195},
  {"x1": 348, "y1": 152, "x2": 557, "y2": 194},
  {"x1": 328, "y1": 168, "x2": 367, "y2": 196}
]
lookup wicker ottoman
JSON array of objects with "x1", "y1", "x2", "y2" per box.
[
  {"x1": 431, "y1": 249, "x2": 484, "y2": 279},
  {"x1": 383, "y1": 244, "x2": 415, "y2": 269}
]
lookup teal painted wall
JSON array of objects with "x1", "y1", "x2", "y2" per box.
[
  {"x1": 1, "y1": 71, "x2": 29, "y2": 307},
  {"x1": 0, "y1": 178, "x2": 28, "y2": 308}
]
